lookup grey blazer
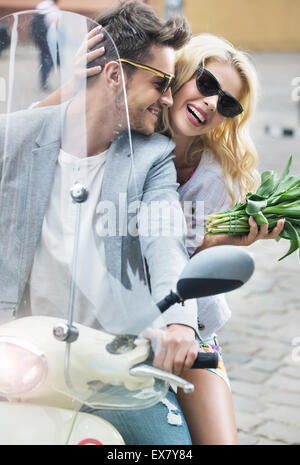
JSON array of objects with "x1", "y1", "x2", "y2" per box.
[{"x1": 0, "y1": 103, "x2": 199, "y2": 337}]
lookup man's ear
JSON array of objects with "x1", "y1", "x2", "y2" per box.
[{"x1": 103, "y1": 61, "x2": 126, "y2": 90}]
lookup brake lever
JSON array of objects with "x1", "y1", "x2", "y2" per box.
[{"x1": 129, "y1": 364, "x2": 194, "y2": 393}]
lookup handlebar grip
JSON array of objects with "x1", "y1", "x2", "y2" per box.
[{"x1": 192, "y1": 352, "x2": 219, "y2": 369}]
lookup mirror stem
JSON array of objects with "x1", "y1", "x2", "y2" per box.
[{"x1": 156, "y1": 291, "x2": 182, "y2": 313}]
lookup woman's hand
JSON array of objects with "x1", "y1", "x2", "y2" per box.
[
  {"x1": 72, "y1": 25, "x2": 105, "y2": 85},
  {"x1": 194, "y1": 216, "x2": 285, "y2": 253},
  {"x1": 231, "y1": 216, "x2": 285, "y2": 246}
]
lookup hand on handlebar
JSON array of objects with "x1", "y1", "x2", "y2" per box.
[{"x1": 141, "y1": 324, "x2": 199, "y2": 377}]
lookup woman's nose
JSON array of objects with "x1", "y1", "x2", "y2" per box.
[{"x1": 203, "y1": 94, "x2": 219, "y2": 112}]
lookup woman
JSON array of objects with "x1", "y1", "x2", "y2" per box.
[
  {"x1": 157, "y1": 33, "x2": 285, "y2": 445},
  {"x1": 34, "y1": 30, "x2": 284, "y2": 445}
]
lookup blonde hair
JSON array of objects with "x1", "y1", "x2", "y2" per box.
[{"x1": 160, "y1": 33, "x2": 260, "y2": 206}]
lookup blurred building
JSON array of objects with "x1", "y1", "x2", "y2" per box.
[
  {"x1": 0, "y1": 0, "x2": 299, "y2": 50},
  {"x1": 157, "y1": 0, "x2": 300, "y2": 51}
]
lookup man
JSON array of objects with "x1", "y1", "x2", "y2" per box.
[{"x1": 0, "y1": 0, "x2": 199, "y2": 444}]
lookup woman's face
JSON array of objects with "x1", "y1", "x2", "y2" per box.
[{"x1": 169, "y1": 60, "x2": 243, "y2": 138}]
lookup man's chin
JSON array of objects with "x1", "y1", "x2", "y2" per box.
[{"x1": 131, "y1": 124, "x2": 155, "y2": 137}]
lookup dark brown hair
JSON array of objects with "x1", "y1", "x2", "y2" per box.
[{"x1": 89, "y1": 0, "x2": 191, "y2": 72}]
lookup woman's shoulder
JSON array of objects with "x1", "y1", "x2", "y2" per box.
[{"x1": 197, "y1": 149, "x2": 223, "y2": 176}]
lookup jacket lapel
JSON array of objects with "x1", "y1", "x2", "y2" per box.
[{"x1": 101, "y1": 131, "x2": 132, "y2": 282}]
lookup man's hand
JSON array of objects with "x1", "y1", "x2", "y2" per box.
[{"x1": 142, "y1": 324, "x2": 199, "y2": 377}]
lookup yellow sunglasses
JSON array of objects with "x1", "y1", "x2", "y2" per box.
[{"x1": 120, "y1": 58, "x2": 175, "y2": 94}]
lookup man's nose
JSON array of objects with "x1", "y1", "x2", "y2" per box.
[
  {"x1": 203, "y1": 94, "x2": 218, "y2": 112},
  {"x1": 159, "y1": 87, "x2": 173, "y2": 107}
]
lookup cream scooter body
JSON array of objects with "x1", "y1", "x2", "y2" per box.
[{"x1": 0, "y1": 315, "x2": 153, "y2": 445}]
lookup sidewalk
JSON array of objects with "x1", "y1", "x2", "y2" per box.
[{"x1": 219, "y1": 52, "x2": 300, "y2": 445}]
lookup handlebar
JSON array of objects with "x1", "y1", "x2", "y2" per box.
[
  {"x1": 192, "y1": 352, "x2": 219, "y2": 369},
  {"x1": 147, "y1": 349, "x2": 219, "y2": 370},
  {"x1": 130, "y1": 351, "x2": 219, "y2": 393}
]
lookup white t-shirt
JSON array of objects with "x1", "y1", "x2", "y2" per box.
[{"x1": 29, "y1": 148, "x2": 112, "y2": 328}]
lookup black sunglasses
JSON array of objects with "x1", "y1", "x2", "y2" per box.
[{"x1": 196, "y1": 66, "x2": 243, "y2": 118}]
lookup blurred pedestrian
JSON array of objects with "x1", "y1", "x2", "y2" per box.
[
  {"x1": 0, "y1": 23, "x2": 10, "y2": 55},
  {"x1": 31, "y1": 0, "x2": 60, "y2": 90}
]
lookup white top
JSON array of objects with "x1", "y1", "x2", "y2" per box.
[
  {"x1": 178, "y1": 150, "x2": 238, "y2": 338},
  {"x1": 29, "y1": 148, "x2": 112, "y2": 329}
]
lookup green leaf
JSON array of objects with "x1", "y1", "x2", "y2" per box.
[
  {"x1": 278, "y1": 219, "x2": 300, "y2": 261},
  {"x1": 256, "y1": 170, "x2": 276, "y2": 197},
  {"x1": 270, "y1": 184, "x2": 300, "y2": 204},
  {"x1": 264, "y1": 200, "x2": 300, "y2": 217},
  {"x1": 271, "y1": 175, "x2": 300, "y2": 198},
  {"x1": 252, "y1": 212, "x2": 269, "y2": 226},
  {"x1": 274, "y1": 156, "x2": 292, "y2": 187},
  {"x1": 245, "y1": 198, "x2": 268, "y2": 215}
]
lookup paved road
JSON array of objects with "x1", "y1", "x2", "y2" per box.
[{"x1": 219, "y1": 52, "x2": 300, "y2": 445}]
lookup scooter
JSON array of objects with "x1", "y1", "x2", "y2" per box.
[{"x1": 0, "y1": 245, "x2": 254, "y2": 445}]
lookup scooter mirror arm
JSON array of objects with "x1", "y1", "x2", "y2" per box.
[
  {"x1": 129, "y1": 364, "x2": 194, "y2": 393},
  {"x1": 156, "y1": 290, "x2": 182, "y2": 313}
]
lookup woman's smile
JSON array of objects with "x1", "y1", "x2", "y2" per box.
[{"x1": 186, "y1": 103, "x2": 207, "y2": 126}]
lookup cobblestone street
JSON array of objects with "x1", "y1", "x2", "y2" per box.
[{"x1": 219, "y1": 52, "x2": 300, "y2": 445}]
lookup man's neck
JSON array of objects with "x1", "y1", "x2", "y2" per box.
[{"x1": 62, "y1": 91, "x2": 115, "y2": 158}]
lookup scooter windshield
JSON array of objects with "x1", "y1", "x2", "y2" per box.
[{"x1": 0, "y1": 10, "x2": 176, "y2": 409}]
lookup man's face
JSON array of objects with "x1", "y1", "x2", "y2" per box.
[{"x1": 125, "y1": 45, "x2": 175, "y2": 136}]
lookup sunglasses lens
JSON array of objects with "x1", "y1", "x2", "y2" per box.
[
  {"x1": 160, "y1": 77, "x2": 172, "y2": 94},
  {"x1": 161, "y1": 79, "x2": 169, "y2": 94},
  {"x1": 218, "y1": 94, "x2": 243, "y2": 117},
  {"x1": 196, "y1": 70, "x2": 219, "y2": 96}
]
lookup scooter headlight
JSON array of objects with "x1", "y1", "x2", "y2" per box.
[{"x1": 0, "y1": 336, "x2": 48, "y2": 397}]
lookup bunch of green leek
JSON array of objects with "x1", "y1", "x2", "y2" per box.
[{"x1": 206, "y1": 156, "x2": 300, "y2": 260}]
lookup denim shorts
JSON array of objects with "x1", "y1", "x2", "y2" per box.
[{"x1": 81, "y1": 389, "x2": 192, "y2": 445}]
